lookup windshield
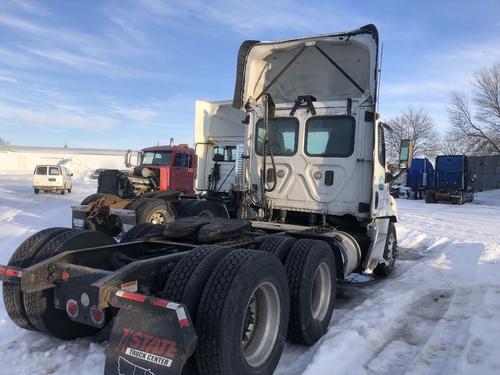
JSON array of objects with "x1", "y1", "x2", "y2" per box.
[
  {"x1": 142, "y1": 151, "x2": 172, "y2": 166},
  {"x1": 255, "y1": 117, "x2": 299, "y2": 156}
]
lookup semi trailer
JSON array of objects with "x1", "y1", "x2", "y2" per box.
[
  {"x1": 405, "y1": 157, "x2": 434, "y2": 199},
  {"x1": 1, "y1": 25, "x2": 412, "y2": 375},
  {"x1": 425, "y1": 155, "x2": 474, "y2": 204}
]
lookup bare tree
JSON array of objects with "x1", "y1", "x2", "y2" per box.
[
  {"x1": 385, "y1": 107, "x2": 440, "y2": 164},
  {"x1": 448, "y1": 63, "x2": 500, "y2": 154}
]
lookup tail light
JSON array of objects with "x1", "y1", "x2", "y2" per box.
[
  {"x1": 90, "y1": 306, "x2": 105, "y2": 325},
  {"x1": 66, "y1": 299, "x2": 79, "y2": 318}
]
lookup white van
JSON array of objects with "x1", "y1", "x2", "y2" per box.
[{"x1": 33, "y1": 165, "x2": 73, "y2": 195}]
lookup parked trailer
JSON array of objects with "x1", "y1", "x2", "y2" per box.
[
  {"x1": 405, "y1": 157, "x2": 434, "y2": 199},
  {"x1": 1, "y1": 25, "x2": 412, "y2": 375},
  {"x1": 425, "y1": 155, "x2": 474, "y2": 204}
]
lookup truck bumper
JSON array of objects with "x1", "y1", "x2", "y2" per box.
[{"x1": 0, "y1": 263, "x2": 197, "y2": 375}]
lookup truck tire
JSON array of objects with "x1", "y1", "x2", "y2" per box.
[
  {"x1": 34, "y1": 188, "x2": 39, "y2": 194},
  {"x1": 120, "y1": 223, "x2": 164, "y2": 243},
  {"x1": 162, "y1": 245, "x2": 231, "y2": 375},
  {"x1": 424, "y1": 190, "x2": 436, "y2": 204},
  {"x1": 24, "y1": 230, "x2": 116, "y2": 340},
  {"x1": 373, "y1": 222, "x2": 398, "y2": 277},
  {"x1": 80, "y1": 193, "x2": 105, "y2": 205},
  {"x1": 134, "y1": 198, "x2": 177, "y2": 225},
  {"x1": 285, "y1": 239, "x2": 336, "y2": 346},
  {"x1": 196, "y1": 249, "x2": 289, "y2": 375},
  {"x1": 163, "y1": 245, "x2": 231, "y2": 318},
  {"x1": 181, "y1": 199, "x2": 229, "y2": 218},
  {"x1": 2, "y1": 227, "x2": 69, "y2": 331},
  {"x1": 258, "y1": 235, "x2": 297, "y2": 263}
]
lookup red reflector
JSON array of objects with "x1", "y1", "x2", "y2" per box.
[
  {"x1": 6, "y1": 268, "x2": 22, "y2": 278},
  {"x1": 0, "y1": 266, "x2": 5, "y2": 275},
  {"x1": 62, "y1": 272, "x2": 70, "y2": 282},
  {"x1": 90, "y1": 306, "x2": 105, "y2": 325},
  {"x1": 152, "y1": 299, "x2": 169, "y2": 308},
  {"x1": 179, "y1": 319, "x2": 189, "y2": 328},
  {"x1": 66, "y1": 299, "x2": 79, "y2": 318},
  {"x1": 118, "y1": 291, "x2": 147, "y2": 303}
]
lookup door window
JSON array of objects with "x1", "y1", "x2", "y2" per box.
[
  {"x1": 49, "y1": 167, "x2": 60, "y2": 175},
  {"x1": 378, "y1": 124, "x2": 386, "y2": 166},
  {"x1": 35, "y1": 166, "x2": 47, "y2": 175},
  {"x1": 305, "y1": 116, "x2": 355, "y2": 157},
  {"x1": 213, "y1": 146, "x2": 236, "y2": 162},
  {"x1": 174, "y1": 153, "x2": 192, "y2": 168},
  {"x1": 255, "y1": 117, "x2": 299, "y2": 156}
]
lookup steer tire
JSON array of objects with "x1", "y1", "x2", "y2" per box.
[
  {"x1": 285, "y1": 239, "x2": 336, "y2": 346},
  {"x1": 134, "y1": 198, "x2": 177, "y2": 225},
  {"x1": 196, "y1": 249, "x2": 289, "y2": 375},
  {"x1": 181, "y1": 199, "x2": 229, "y2": 218},
  {"x1": 120, "y1": 223, "x2": 165, "y2": 243},
  {"x1": 258, "y1": 235, "x2": 297, "y2": 263},
  {"x1": 373, "y1": 222, "x2": 398, "y2": 277},
  {"x1": 80, "y1": 193, "x2": 105, "y2": 205},
  {"x1": 2, "y1": 227, "x2": 70, "y2": 331},
  {"x1": 24, "y1": 229, "x2": 116, "y2": 339}
]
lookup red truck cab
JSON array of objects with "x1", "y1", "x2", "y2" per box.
[{"x1": 139, "y1": 144, "x2": 196, "y2": 196}]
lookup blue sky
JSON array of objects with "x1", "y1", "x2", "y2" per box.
[{"x1": 0, "y1": 0, "x2": 499, "y2": 150}]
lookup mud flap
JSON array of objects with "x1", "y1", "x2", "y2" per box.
[{"x1": 104, "y1": 292, "x2": 197, "y2": 375}]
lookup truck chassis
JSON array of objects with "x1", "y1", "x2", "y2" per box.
[{"x1": 0, "y1": 216, "x2": 387, "y2": 375}]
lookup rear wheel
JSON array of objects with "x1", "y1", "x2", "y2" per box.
[
  {"x1": 23, "y1": 230, "x2": 116, "y2": 339},
  {"x1": 2, "y1": 227, "x2": 69, "y2": 331},
  {"x1": 424, "y1": 190, "x2": 436, "y2": 203},
  {"x1": 285, "y1": 239, "x2": 336, "y2": 345},
  {"x1": 60, "y1": 189, "x2": 65, "y2": 195},
  {"x1": 181, "y1": 199, "x2": 229, "y2": 218},
  {"x1": 34, "y1": 188, "x2": 39, "y2": 194},
  {"x1": 134, "y1": 198, "x2": 177, "y2": 225},
  {"x1": 196, "y1": 249, "x2": 289, "y2": 375},
  {"x1": 258, "y1": 235, "x2": 297, "y2": 263},
  {"x1": 120, "y1": 223, "x2": 164, "y2": 243},
  {"x1": 80, "y1": 193, "x2": 104, "y2": 205},
  {"x1": 373, "y1": 222, "x2": 398, "y2": 277}
]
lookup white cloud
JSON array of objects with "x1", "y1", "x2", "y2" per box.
[
  {"x1": 0, "y1": 75, "x2": 17, "y2": 83},
  {"x1": 0, "y1": 102, "x2": 118, "y2": 131},
  {"x1": 112, "y1": 105, "x2": 158, "y2": 121},
  {"x1": 136, "y1": 0, "x2": 368, "y2": 36}
]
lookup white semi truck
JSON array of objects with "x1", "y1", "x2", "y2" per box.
[{"x1": 1, "y1": 24, "x2": 411, "y2": 375}]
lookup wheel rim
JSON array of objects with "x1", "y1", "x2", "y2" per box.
[
  {"x1": 149, "y1": 210, "x2": 166, "y2": 224},
  {"x1": 311, "y1": 262, "x2": 332, "y2": 321},
  {"x1": 241, "y1": 282, "x2": 281, "y2": 368}
]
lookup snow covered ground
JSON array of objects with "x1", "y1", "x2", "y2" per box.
[{"x1": 0, "y1": 172, "x2": 499, "y2": 375}]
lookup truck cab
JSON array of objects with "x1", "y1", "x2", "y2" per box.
[
  {"x1": 233, "y1": 24, "x2": 402, "y2": 273},
  {"x1": 139, "y1": 144, "x2": 196, "y2": 196}
]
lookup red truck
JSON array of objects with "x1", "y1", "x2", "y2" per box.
[{"x1": 74, "y1": 142, "x2": 237, "y2": 236}]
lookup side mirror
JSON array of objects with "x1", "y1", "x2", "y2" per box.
[{"x1": 398, "y1": 139, "x2": 414, "y2": 170}]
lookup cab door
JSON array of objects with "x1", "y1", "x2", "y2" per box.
[{"x1": 170, "y1": 152, "x2": 195, "y2": 195}]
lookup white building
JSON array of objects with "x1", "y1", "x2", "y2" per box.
[{"x1": 0, "y1": 145, "x2": 141, "y2": 174}]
